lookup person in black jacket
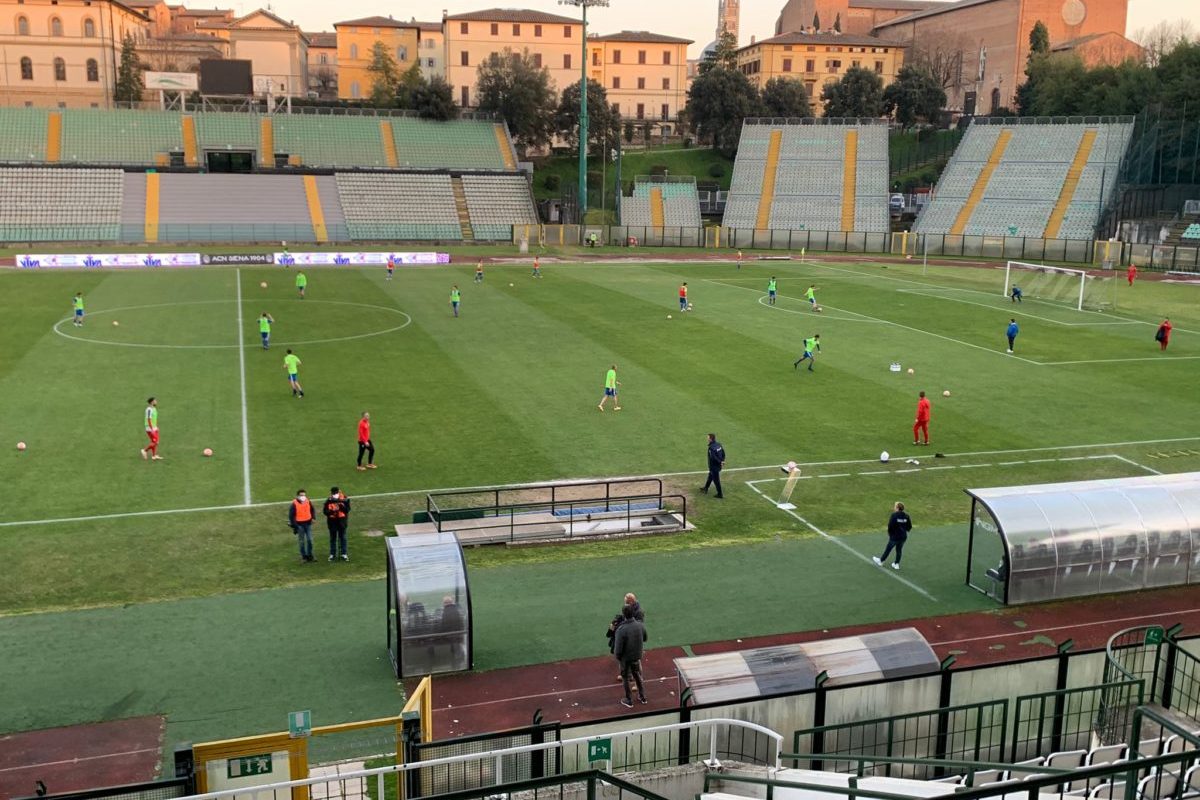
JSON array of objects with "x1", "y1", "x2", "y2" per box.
[
  {"x1": 873, "y1": 502, "x2": 913, "y2": 570},
  {"x1": 607, "y1": 592, "x2": 644, "y2": 679},
  {"x1": 613, "y1": 604, "x2": 648, "y2": 708},
  {"x1": 323, "y1": 486, "x2": 351, "y2": 562},
  {"x1": 701, "y1": 433, "x2": 726, "y2": 498}
]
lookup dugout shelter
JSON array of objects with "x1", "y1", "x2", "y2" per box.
[
  {"x1": 966, "y1": 473, "x2": 1200, "y2": 605},
  {"x1": 386, "y1": 532, "x2": 473, "y2": 678}
]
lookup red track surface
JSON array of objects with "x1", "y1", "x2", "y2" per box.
[
  {"x1": 0, "y1": 716, "x2": 164, "y2": 800},
  {"x1": 413, "y1": 586, "x2": 1200, "y2": 739}
]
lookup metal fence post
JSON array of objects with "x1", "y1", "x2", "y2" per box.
[
  {"x1": 678, "y1": 694, "x2": 692, "y2": 765},
  {"x1": 1051, "y1": 639, "x2": 1074, "y2": 754},
  {"x1": 812, "y1": 671, "x2": 830, "y2": 772},
  {"x1": 1161, "y1": 637, "x2": 1179, "y2": 711},
  {"x1": 934, "y1": 656, "x2": 956, "y2": 777}
]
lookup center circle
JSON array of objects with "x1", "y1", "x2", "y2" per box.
[{"x1": 53, "y1": 300, "x2": 412, "y2": 350}]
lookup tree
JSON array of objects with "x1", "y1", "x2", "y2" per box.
[
  {"x1": 554, "y1": 79, "x2": 621, "y2": 155},
  {"x1": 821, "y1": 66, "x2": 885, "y2": 118},
  {"x1": 684, "y1": 66, "x2": 762, "y2": 157},
  {"x1": 412, "y1": 76, "x2": 459, "y2": 120},
  {"x1": 1134, "y1": 19, "x2": 1196, "y2": 67},
  {"x1": 812, "y1": 11, "x2": 821, "y2": 31},
  {"x1": 908, "y1": 36, "x2": 969, "y2": 92},
  {"x1": 395, "y1": 62, "x2": 424, "y2": 108},
  {"x1": 114, "y1": 33, "x2": 143, "y2": 104},
  {"x1": 475, "y1": 48, "x2": 557, "y2": 156},
  {"x1": 1029, "y1": 20, "x2": 1050, "y2": 59},
  {"x1": 311, "y1": 65, "x2": 337, "y2": 99},
  {"x1": 833, "y1": 13, "x2": 842, "y2": 33},
  {"x1": 761, "y1": 77, "x2": 812, "y2": 118},
  {"x1": 367, "y1": 40, "x2": 401, "y2": 107},
  {"x1": 882, "y1": 65, "x2": 946, "y2": 127},
  {"x1": 699, "y1": 29, "x2": 738, "y2": 74}
]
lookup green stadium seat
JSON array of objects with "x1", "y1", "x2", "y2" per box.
[
  {"x1": 0, "y1": 108, "x2": 49, "y2": 162},
  {"x1": 60, "y1": 109, "x2": 182, "y2": 165}
]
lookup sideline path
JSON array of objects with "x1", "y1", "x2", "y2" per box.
[{"x1": 411, "y1": 584, "x2": 1200, "y2": 739}]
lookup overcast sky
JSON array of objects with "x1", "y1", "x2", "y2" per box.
[{"x1": 262, "y1": 0, "x2": 1196, "y2": 53}]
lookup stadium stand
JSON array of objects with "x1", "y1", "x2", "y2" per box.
[
  {"x1": 913, "y1": 118, "x2": 1133, "y2": 239},
  {"x1": 0, "y1": 107, "x2": 49, "y2": 163},
  {"x1": 273, "y1": 115, "x2": 388, "y2": 169},
  {"x1": 621, "y1": 177, "x2": 703, "y2": 228},
  {"x1": 460, "y1": 174, "x2": 539, "y2": 240},
  {"x1": 0, "y1": 168, "x2": 122, "y2": 241},
  {"x1": 60, "y1": 109, "x2": 184, "y2": 166},
  {"x1": 334, "y1": 173, "x2": 462, "y2": 241},
  {"x1": 1183, "y1": 223, "x2": 1200, "y2": 241},
  {"x1": 390, "y1": 118, "x2": 513, "y2": 170},
  {"x1": 723, "y1": 119, "x2": 889, "y2": 233},
  {"x1": 151, "y1": 174, "x2": 340, "y2": 243}
]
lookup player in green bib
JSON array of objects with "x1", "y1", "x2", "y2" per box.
[
  {"x1": 296, "y1": 271, "x2": 307, "y2": 299},
  {"x1": 767, "y1": 278, "x2": 778, "y2": 306},
  {"x1": 805, "y1": 285, "x2": 818, "y2": 311},
  {"x1": 140, "y1": 397, "x2": 162, "y2": 460},
  {"x1": 598, "y1": 364, "x2": 621, "y2": 411},
  {"x1": 258, "y1": 312, "x2": 274, "y2": 350},
  {"x1": 450, "y1": 285, "x2": 461, "y2": 317},
  {"x1": 793, "y1": 335, "x2": 821, "y2": 372},
  {"x1": 284, "y1": 349, "x2": 304, "y2": 397},
  {"x1": 72, "y1": 292, "x2": 85, "y2": 327}
]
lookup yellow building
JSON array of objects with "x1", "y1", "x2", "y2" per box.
[
  {"x1": 736, "y1": 31, "x2": 905, "y2": 113},
  {"x1": 588, "y1": 31, "x2": 692, "y2": 126},
  {"x1": 413, "y1": 20, "x2": 444, "y2": 79},
  {"x1": 197, "y1": 9, "x2": 309, "y2": 97},
  {"x1": 0, "y1": 0, "x2": 150, "y2": 107},
  {"x1": 444, "y1": 7, "x2": 583, "y2": 109},
  {"x1": 334, "y1": 15, "x2": 420, "y2": 100}
]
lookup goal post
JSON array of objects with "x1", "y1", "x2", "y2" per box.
[{"x1": 1003, "y1": 261, "x2": 1116, "y2": 311}]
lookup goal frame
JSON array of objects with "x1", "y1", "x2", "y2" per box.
[{"x1": 1004, "y1": 260, "x2": 1090, "y2": 311}]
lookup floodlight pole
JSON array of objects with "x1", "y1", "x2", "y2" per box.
[{"x1": 561, "y1": 0, "x2": 609, "y2": 223}]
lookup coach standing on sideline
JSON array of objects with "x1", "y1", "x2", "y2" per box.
[
  {"x1": 701, "y1": 433, "x2": 726, "y2": 499},
  {"x1": 357, "y1": 412, "x2": 376, "y2": 471}
]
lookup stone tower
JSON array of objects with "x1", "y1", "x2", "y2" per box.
[{"x1": 717, "y1": 0, "x2": 740, "y2": 45}]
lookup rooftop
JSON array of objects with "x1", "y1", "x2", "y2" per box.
[
  {"x1": 741, "y1": 30, "x2": 907, "y2": 50},
  {"x1": 591, "y1": 30, "x2": 693, "y2": 44},
  {"x1": 306, "y1": 31, "x2": 337, "y2": 47},
  {"x1": 443, "y1": 8, "x2": 581, "y2": 25},
  {"x1": 334, "y1": 15, "x2": 420, "y2": 29},
  {"x1": 874, "y1": 0, "x2": 998, "y2": 28},
  {"x1": 177, "y1": 7, "x2": 232, "y2": 16},
  {"x1": 850, "y1": 0, "x2": 941, "y2": 9}
]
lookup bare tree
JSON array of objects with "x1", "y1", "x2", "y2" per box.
[
  {"x1": 310, "y1": 65, "x2": 337, "y2": 98},
  {"x1": 907, "y1": 33, "x2": 971, "y2": 93},
  {"x1": 1133, "y1": 18, "x2": 1196, "y2": 67}
]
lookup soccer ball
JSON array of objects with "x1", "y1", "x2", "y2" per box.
[
  {"x1": 815, "y1": 306, "x2": 823, "y2": 313},
  {"x1": 907, "y1": 368, "x2": 915, "y2": 375},
  {"x1": 943, "y1": 390, "x2": 951, "y2": 397},
  {"x1": 880, "y1": 451, "x2": 890, "y2": 463},
  {"x1": 260, "y1": 281, "x2": 268, "y2": 288},
  {"x1": 112, "y1": 320, "x2": 119, "y2": 327},
  {"x1": 667, "y1": 314, "x2": 673, "y2": 319},
  {"x1": 687, "y1": 304, "x2": 694, "y2": 311},
  {"x1": 16, "y1": 441, "x2": 26, "y2": 451},
  {"x1": 203, "y1": 448, "x2": 213, "y2": 457},
  {"x1": 509, "y1": 282, "x2": 514, "y2": 287}
]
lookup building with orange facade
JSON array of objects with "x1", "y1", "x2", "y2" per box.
[{"x1": 588, "y1": 31, "x2": 692, "y2": 126}]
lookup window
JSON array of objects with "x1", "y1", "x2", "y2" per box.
[
  {"x1": 350, "y1": 80, "x2": 360, "y2": 98},
  {"x1": 874, "y1": 60, "x2": 883, "y2": 74},
  {"x1": 461, "y1": 85, "x2": 469, "y2": 106},
  {"x1": 490, "y1": 22, "x2": 498, "y2": 35},
  {"x1": 591, "y1": 50, "x2": 599, "y2": 66},
  {"x1": 50, "y1": 16, "x2": 62, "y2": 35},
  {"x1": 663, "y1": 50, "x2": 671, "y2": 65},
  {"x1": 783, "y1": 58, "x2": 792, "y2": 72},
  {"x1": 612, "y1": 76, "x2": 620, "y2": 89},
  {"x1": 512, "y1": 24, "x2": 520, "y2": 36},
  {"x1": 805, "y1": 81, "x2": 816, "y2": 96},
  {"x1": 86, "y1": 58, "x2": 98, "y2": 81},
  {"x1": 635, "y1": 77, "x2": 643, "y2": 89},
  {"x1": 784, "y1": 44, "x2": 792, "y2": 51},
  {"x1": 16, "y1": 15, "x2": 28, "y2": 34},
  {"x1": 534, "y1": 24, "x2": 541, "y2": 37},
  {"x1": 637, "y1": 50, "x2": 646, "y2": 64},
  {"x1": 397, "y1": 46, "x2": 407, "y2": 61},
  {"x1": 612, "y1": 49, "x2": 620, "y2": 64},
  {"x1": 662, "y1": 77, "x2": 670, "y2": 89},
  {"x1": 563, "y1": 25, "x2": 571, "y2": 38},
  {"x1": 805, "y1": 59, "x2": 814, "y2": 72},
  {"x1": 636, "y1": 103, "x2": 644, "y2": 119},
  {"x1": 532, "y1": 53, "x2": 541, "y2": 68},
  {"x1": 83, "y1": 17, "x2": 95, "y2": 36},
  {"x1": 318, "y1": 53, "x2": 327, "y2": 64},
  {"x1": 20, "y1": 56, "x2": 32, "y2": 79},
  {"x1": 661, "y1": 103, "x2": 668, "y2": 119},
  {"x1": 349, "y1": 43, "x2": 358, "y2": 59},
  {"x1": 459, "y1": 22, "x2": 468, "y2": 34},
  {"x1": 460, "y1": 51, "x2": 469, "y2": 66},
  {"x1": 563, "y1": 53, "x2": 571, "y2": 69},
  {"x1": 852, "y1": 59, "x2": 860, "y2": 67},
  {"x1": 54, "y1": 57, "x2": 66, "y2": 80},
  {"x1": 427, "y1": 58, "x2": 434, "y2": 67},
  {"x1": 827, "y1": 59, "x2": 841, "y2": 72}
]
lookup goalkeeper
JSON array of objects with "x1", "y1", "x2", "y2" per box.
[{"x1": 1011, "y1": 285, "x2": 1023, "y2": 303}]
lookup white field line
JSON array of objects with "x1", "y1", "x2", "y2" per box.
[
  {"x1": 236, "y1": 269, "x2": 252, "y2": 506},
  {"x1": 894, "y1": 288, "x2": 1140, "y2": 327},
  {"x1": 2, "y1": 438, "x2": 1200, "y2": 529},
  {"x1": 744, "y1": 479, "x2": 938, "y2": 601},
  {"x1": 1110, "y1": 454, "x2": 1164, "y2": 476},
  {"x1": 1038, "y1": 355, "x2": 1200, "y2": 365}
]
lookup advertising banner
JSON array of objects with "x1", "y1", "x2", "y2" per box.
[
  {"x1": 17, "y1": 253, "x2": 204, "y2": 268},
  {"x1": 273, "y1": 252, "x2": 450, "y2": 266},
  {"x1": 201, "y1": 253, "x2": 275, "y2": 265}
]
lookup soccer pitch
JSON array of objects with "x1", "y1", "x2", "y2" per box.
[{"x1": 1, "y1": 255, "x2": 1198, "y2": 616}]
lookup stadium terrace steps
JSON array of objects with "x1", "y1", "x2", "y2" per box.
[
  {"x1": 380, "y1": 121, "x2": 399, "y2": 168},
  {"x1": 144, "y1": 172, "x2": 161, "y2": 243},
  {"x1": 451, "y1": 176, "x2": 475, "y2": 241},
  {"x1": 914, "y1": 120, "x2": 1133, "y2": 239},
  {"x1": 181, "y1": 116, "x2": 200, "y2": 167},
  {"x1": 621, "y1": 180, "x2": 702, "y2": 227},
  {"x1": 302, "y1": 175, "x2": 329, "y2": 243},
  {"x1": 494, "y1": 124, "x2": 518, "y2": 170},
  {"x1": 313, "y1": 175, "x2": 347, "y2": 240},
  {"x1": 724, "y1": 121, "x2": 890, "y2": 234},
  {"x1": 650, "y1": 187, "x2": 666, "y2": 227},
  {"x1": 259, "y1": 117, "x2": 274, "y2": 167},
  {"x1": 0, "y1": 168, "x2": 123, "y2": 242},
  {"x1": 461, "y1": 174, "x2": 539, "y2": 240},
  {"x1": 45, "y1": 112, "x2": 62, "y2": 163}
]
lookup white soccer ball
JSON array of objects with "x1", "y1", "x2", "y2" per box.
[
  {"x1": 16, "y1": 441, "x2": 26, "y2": 451},
  {"x1": 913, "y1": 460, "x2": 920, "y2": 466},
  {"x1": 687, "y1": 304, "x2": 694, "y2": 310},
  {"x1": 943, "y1": 390, "x2": 951, "y2": 397},
  {"x1": 667, "y1": 314, "x2": 672, "y2": 319},
  {"x1": 907, "y1": 368, "x2": 915, "y2": 375},
  {"x1": 509, "y1": 282, "x2": 514, "y2": 287},
  {"x1": 880, "y1": 451, "x2": 890, "y2": 463},
  {"x1": 112, "y1": 320, "x2": 120, "y2": 327}
]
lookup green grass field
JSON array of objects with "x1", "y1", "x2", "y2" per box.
[{"x1": 2, "y1": 253, "x2": 1199, "y2": 747}]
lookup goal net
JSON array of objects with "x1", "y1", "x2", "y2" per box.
[{"x1": 1003, "y1": 261, "x2": 1116, "y2": 311}]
